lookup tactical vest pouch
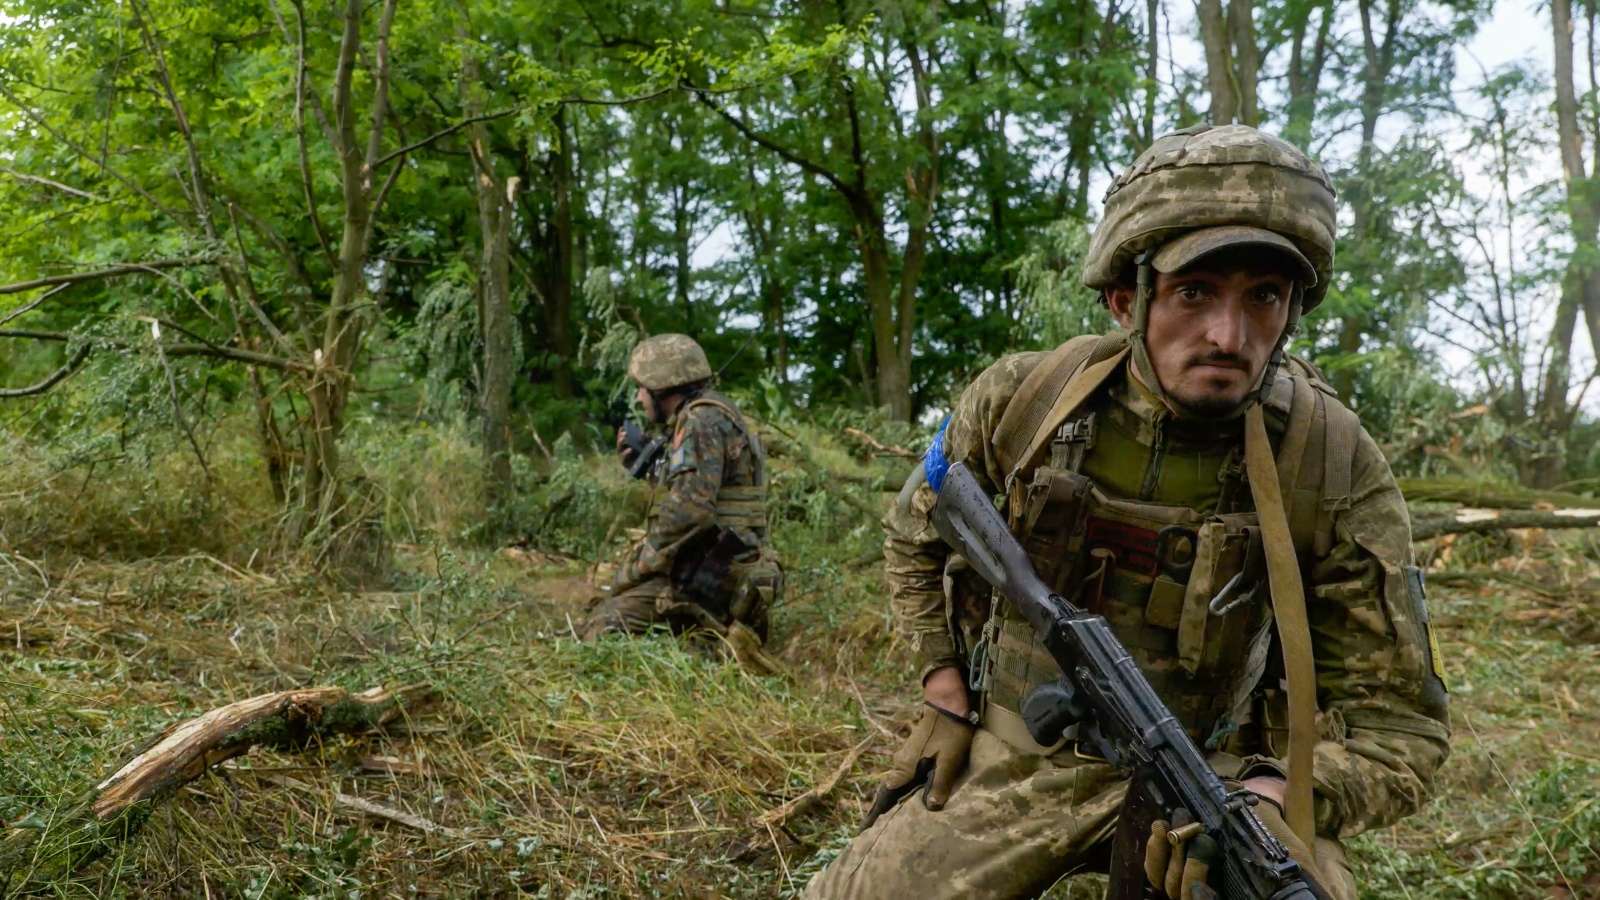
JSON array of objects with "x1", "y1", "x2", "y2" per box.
[
  {"x1": 728, "y1": 545, "x2": 781, "y2": 642},
  {"x1": 1177, "y1": 514, "x2": 1272, "y2": 677},
  {"x1": 1011, "y1": 466, "x2": 1095, "y2": 596}
]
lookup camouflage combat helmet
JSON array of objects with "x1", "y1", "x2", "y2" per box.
[
  {"x1": 1083, "y1": 123, "x2": 1337, "y2": 313},
  {"x1": 628, "y1": 334, "x2": 713, "y2": 392},
  {"x1": 1083, "y1": 124, "x2": 1337, "y2": 413}
]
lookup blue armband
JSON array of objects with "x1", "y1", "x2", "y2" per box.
[{"x1": 924, "y1": 415, "x2": 952, "y2": 493}]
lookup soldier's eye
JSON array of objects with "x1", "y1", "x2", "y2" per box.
[{"x1": 1255, "y1": 287, "x2": 1282, "y2": 304}]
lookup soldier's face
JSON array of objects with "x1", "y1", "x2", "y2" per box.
[
  {"x1": 1108, "y1": 252, "x2": 1294, "y2": 418},
  {"x1": 636, "y1": 385, "x2": 664, "y2": 424}
]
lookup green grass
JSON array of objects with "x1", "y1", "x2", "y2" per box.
[{"x1": 1, "y1": 419, "x2": 1597, "y2": 897}]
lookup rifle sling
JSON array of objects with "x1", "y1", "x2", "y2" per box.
[{"x1": 1245, "y1": 403, "x2": 1318, "y2": 852}]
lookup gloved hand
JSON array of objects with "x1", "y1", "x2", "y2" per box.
[
  {"x1": 1143, "y1": 807, "x2": 1220, "y2": 900},
  {"x1": 860, "y1": 702, "x2": 976, "y2": 830},
  {"x1": 1143, "y1": 786, "x2": 1321, "y2": 899}
]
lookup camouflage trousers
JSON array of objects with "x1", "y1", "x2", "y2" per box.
[
  {"x1": 577, "y1": 578, "x2": 680, "y2": 639},
  {"x1": 577, "y1": 575, "x2": 775, "y2": 643},
  {"x1": 803, "y1": 728, "x2": 1357, "y2": 900}
]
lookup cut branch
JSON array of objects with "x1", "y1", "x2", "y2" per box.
[
  {"x1": 1396, "y1": 478, "x2": 1600, "y2": 510},
  {"x1": 0, "y1": 684, "x2": 435, "y2": 887},
  {"x1": 843, "y1": 426, "x2": 918, "y2": 458},
  {"x1": 1411, "y1": 508, "x2": 1600, "y2": 541},
  {"x1": 752, "y1": 736, "x2": 872, "y2": 830}
]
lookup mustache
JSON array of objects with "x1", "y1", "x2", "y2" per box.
[{"x1": 1187, "y1": 351, "x2": 1250, "y2": 370}]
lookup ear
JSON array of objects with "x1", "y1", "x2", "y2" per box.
[{"x1": 1104, "y1": 285, "x2": 1136, "y2": 329}]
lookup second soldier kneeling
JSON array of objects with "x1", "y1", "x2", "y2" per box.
[{"x1": 580, "y1": 334, "x2": 782, "y2": 654}]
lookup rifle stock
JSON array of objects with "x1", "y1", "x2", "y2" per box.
[{"x1": 931, "y1": 461, "x2": 1327, "y2": 900}]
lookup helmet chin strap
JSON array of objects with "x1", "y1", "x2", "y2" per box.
[
  {"x1": 1127, "y1": 252, "x2": 1174, "y2": 411},
  {"x1": 1255, "y1": 283, "x2": 1305, "y2": 405}
]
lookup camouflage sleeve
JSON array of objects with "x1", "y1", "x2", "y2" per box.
[
  {"x1": 885, "y1": 352, "x2": 1051, "y2": 682},
  {"x1": 1249, "y1": 427, "x2": 1451, "y2": 838},
  {"x1": 632, "y1": 406, "x2": 727, "y2": 580}
]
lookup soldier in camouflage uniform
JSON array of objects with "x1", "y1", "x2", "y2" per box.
[
  {"x1": 580, "y1": 334, "x2": 782, "y2": 643},
  {"x1": 805, "y1": 125, "x2": 1450, "y2": 899}
]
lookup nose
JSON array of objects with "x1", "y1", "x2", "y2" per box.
[{"x1": 1203, "y1": 297, "x2": 1247, "y2": 355}]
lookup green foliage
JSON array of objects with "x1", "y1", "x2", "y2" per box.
[{"x1": 1012, "y1": 219, "x2": 1114, "y2": 352}]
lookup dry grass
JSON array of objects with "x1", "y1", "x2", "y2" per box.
[{"x1": 1, "y1": 424, "x2": 1598, "y2": 898}]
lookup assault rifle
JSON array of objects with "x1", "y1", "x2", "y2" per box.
[{"x1": 931, "y1": 461, "x2": 1327, "y2": 900}]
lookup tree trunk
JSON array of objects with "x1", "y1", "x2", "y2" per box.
[
  {"x1": 464, "y1": 38, "x2": 516, "y2": 521},
  {"x1": 543, "y1": 107, "x2": 576, "y2": 398},
  {"x1": 1197, "y1": 0, "x2": 1237, "y2": 124},
  {"x1": 858, "y1": 213, "x2": 908, "y2": 419},
  {"x1": 1142, "y1": 0, "x2": 1158, "y2": 147},
  {"x1": 1539, "y1": 0, "x2": 1589, "y2": 486},
  {"x1": 1227, "y1": 0, "x2": 1259, "y2": 125},
  {"x1": 1331, "y1": 0, "x2": 1396, "y2": 401},
  {"x1": 1285, "y1": 0, "x2": 1333, "y2": 149},
  {"x1": 674, "y1": 182, "x2": 693, "y2": 332}
]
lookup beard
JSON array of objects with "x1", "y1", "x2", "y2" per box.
[
  {"x1": 1165, "y1": 387, "x2": 1252, "y2": 420},
  {"x1": 1164, "y1": 352, "x2": 1259, "y2": 419}
]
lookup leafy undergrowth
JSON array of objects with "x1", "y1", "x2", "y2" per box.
[{"x1": 2, "y1": 423, "x2": 1598, "y2": 898}]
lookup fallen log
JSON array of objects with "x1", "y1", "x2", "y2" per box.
[
  {"x1": 1411, "y1": 508, "x2": 1600, "y2": 541},
  {"x1": 1397, "y1": 478, "x2": 1598, "y2": 510},
  {"x1": 0, "y1": 683, "x2": 434, "y2": 889}
]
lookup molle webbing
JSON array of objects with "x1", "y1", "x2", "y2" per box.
[
  {"x1": 985, "y1": 601, "x2": 1246, "y2": 743},
  {"x1": 679, "y1": 395, "x2": 770, "y2": 531},
  {"x1": 714, "y1": 485, "x2": 768, "y2": 530}
]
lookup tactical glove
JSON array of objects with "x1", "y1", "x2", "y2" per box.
[
  {"x1": 1143, "y1": 807, "x2": 1220, "y2": 900},
  {"x1": 1143, "y1": 786, "x2": 1321, "y2": 900},
  {"x1": 860, "y1": 702, "x2": 976, "y2": 830}
]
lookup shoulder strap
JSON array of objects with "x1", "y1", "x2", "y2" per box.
[
  {"x1": 1313, "y1": 393, "x2": 1359, "y2": 557},
  {"x1": 1245, "y1": 404, "x2": 1318, "y2": 850},
  {"x1": 995, "y1": 332, "x2": 1130, "y2": 479},
  {"x1": 1274, "y1": 374, "x2": 1317, "y2": 558}
]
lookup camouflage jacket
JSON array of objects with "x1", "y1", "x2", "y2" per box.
[
  {"x1": 620, "y1": 390, "x2": 766, "y2": 587},
  {"x1": 886, "y1": 350, "x2": 1450, "y2": 839}
]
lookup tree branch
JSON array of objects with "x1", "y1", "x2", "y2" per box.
[
  {"x1": 373, "y1": 109, "x2": 517, "y2": 168},
  {"x1": 0, "y1": 283, "x2": 71, "y2": 326},
  {"x1": 0, "y1": 166, "x2": 102, "y2": 201},
  {"x1": 693, "y1": 90, "x2": 859, "y2": 203},
  {"x1": 0, "y1": 258, "x2": 217, "y2": 296},
  {"x1": 0, "y1": 344, "x2": 92, "y2": 398},
  {"x1": 0, "y1": 328, "x2": 304, "y2": 373},
  {"x1": 0, "y1": 80, "x2": 191, "y2": 228}
]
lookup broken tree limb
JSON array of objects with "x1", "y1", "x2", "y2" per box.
[
  {"x1": 759, "y1": 432, "x2": 885, "y2": 521},
  {"x1": 842, "y1": 427, "x2": 918, "y2": 459},
  {"x1": 1410, "y1": 508, "x2": 1600, "y2": 541},
  {"x1": 752, "y1": 736, "x2": 873, "y2": 831},
  {"x1": 1397, "y1": 478, "x2": 1599, "y2": 510},
  {"x1": 0, "y1": 683, "x2": 434, "y2": 888},
  {"x1": 252, "y1": 771, "x2": 465, "y2": 839}
]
